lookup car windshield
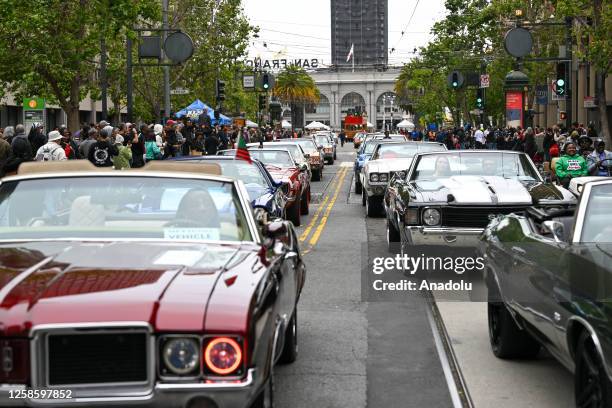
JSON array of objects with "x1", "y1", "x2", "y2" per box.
[
  {"x1": 315, "y1": 135, "x2": 331, "y2": 146},
  {"x1": 580, "y1": 183, "x2": 612, "y2": 243},
  {"x1": 294, "y1": 139, "x2": 318, "y2": 153},
  {"x1": 249, "y1": 150, "x2": 294, "y2": 168},
  {"x1": 364, "y1": 141, "x2": 379, "y2": 154},
  {"x1": 194, "y1": 160, "x2": 270, "y2": 189},
  {"x1": 374, "y1": 143, "x2": 445, "y2": 160},
  {"x1": 273, "y1": 145, "x2": 305, "y2": 161},
  {"x1": 0, "y1": 177, "x2": 252, "y2": 242},
  {"x1": 412, "y1": 153, "x2": 541, "y2": 181}
]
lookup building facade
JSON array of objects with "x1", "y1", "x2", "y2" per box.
[{"x1": 331, "y1": 0, "x2": 388, "y2": 67}]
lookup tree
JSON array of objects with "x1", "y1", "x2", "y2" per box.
[
  {"x1": 273, "y1": 66, "x2": 320, "y2": 130},
  {"x1": 0, "y1": 0, "x2": 158, "y2": 131}
]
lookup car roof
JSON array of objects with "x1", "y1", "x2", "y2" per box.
[{"x1": 415, "y1": 150, "x2": 524, "y2": 156}]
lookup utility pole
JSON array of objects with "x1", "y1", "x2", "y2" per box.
[
  {"x1": 100, "y1": 38, "x2": 108, "y2": 121},
  {"x1": 565, "y1": 17, "x2": 573, "y2": 127},
  {"x1": 162, "y1": 0, "x2": 171, "y2": 121},
  {"x1": 126, "y1": 36, "x2": 133, "y2": 122}
]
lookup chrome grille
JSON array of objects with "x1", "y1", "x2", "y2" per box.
[{"x1": 442, "y1": 206, "x2": 525, "y2": 228}]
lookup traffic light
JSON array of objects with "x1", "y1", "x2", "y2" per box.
[
  {"x1": 476, "y1": 89, "x2": 484, "y2": 109},
  {"x1": 258, "y1": 94, "x2": 266, "y2": 111},
  {"x1": 555, "y1": 63, "x2": 566, "y2": 96},
  {"x1": 262, "y1": 73, "x2": 271, "y2": 91},
  {"x1": 216, "y1": 79, "x2": 226, "y2": 101},
  {"x1": 447, "y1": 70, "x2": 463, "y2": 89}
]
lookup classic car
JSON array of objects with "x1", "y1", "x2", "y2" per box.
[
  {"x1": 247, "y1": 142, "x2": 311, "y2": 181},
  {"x1": 362, "y1": 141, "x2": 447, "y2": 217},
  {"x1": 172, "y1": 156, "x2": 287, "y2": 219},
  {"x1": 248, "y1": 149, "x2": 310, "y2": 226},
  {"x1": 385, "y1": 150, "x2": 576, "y2": 252},
  {"x1": 0, "y1": 160, "x2": 306, "y2": 408},
  {"x1": 353, "y1": 139, "x2": 401, "y2": 194},
  {"x1": 480, "y1": 179, "x2": 612, "y2": 407},
  {"x1": 312, "y1": 134, "x2": 335, "y2": 164},
  {"x1": 290, "y1": 138, "x2": 324, "y2": 181}
]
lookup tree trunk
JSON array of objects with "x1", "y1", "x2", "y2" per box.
[
  {"x1": 596, "y1": 70, "x2": 610, "y2": 145},
  {"x1": 290, "y1": 102, "x2": 297, "y2": 131}
]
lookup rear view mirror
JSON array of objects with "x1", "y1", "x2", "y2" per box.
[{"x1": 542, "y1": 220, "x2": 565, "y2": 243}]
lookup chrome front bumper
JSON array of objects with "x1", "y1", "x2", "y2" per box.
[
  {"x1": 405, "y1": 226, "x2": 484, "y2": 246},
  {"x1": 0, "y1": 369, "x2": 259, "y2": 408}
]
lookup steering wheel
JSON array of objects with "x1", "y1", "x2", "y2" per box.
[{"x1": 598, "y1": 159, "x2": 612, "y2": 176}]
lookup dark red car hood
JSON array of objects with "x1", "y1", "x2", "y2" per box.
[
  {"x1": 265, "y1": 166, "x2": 298, "y2": 182},
  {"x1": 0, "y1": 241, "x2": 261, "y2": 336}
]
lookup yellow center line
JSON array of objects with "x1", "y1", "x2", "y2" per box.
[
  {"x1": 299, "y1": 195, "x2": 329, "y2": 242},
  {"x1": 308, "y1": 167, "x2": 348, "y2": 247}
]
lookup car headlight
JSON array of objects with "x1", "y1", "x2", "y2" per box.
[
  {"x1": 370, "y1": 173, "x2": 379, "y2": 182},
  {"x1": 161, "y1": 337, "x2": 200, "y2": 376},
  {"x1": 204, "y1": 337, "x2": 243, "y2": 376},
  {"x1": 379, "y1": 173, "x2": 389, "y2": 182},
  {"x1": 422, "y1": 208, "x2": 441, "y2": 226}
]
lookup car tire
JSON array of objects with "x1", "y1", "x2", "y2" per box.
[
  {"x1": 387, "y1": 217, "x2": 401, "y2": 251},
  {"x1": 355, "y1": 178, "x2": 362, "y2": 195},
  {"x1": 366, "y1": 195, "x2": 381, "y2": 217},
  {"x1": 361, "y1": 189, "x2": 366, "y2": 207},
  {"x1": 487, "y1": 299, "x2": 540, "y2": 359},
  {"x1": 575, "y1": 330, "x2": 612, "y2": 408},
  {"x1": 278, "y1": 310, "x2": 298, "y2": 364},
  {"x1": 312, "y1": 169, "x2": 321, "y2": 182},
  {"x1": 287, "y1": 196, "x2": 301, "y2": 227},
  {"x1": 300, "y1": 188, "x2": 310, "y2": 215}
]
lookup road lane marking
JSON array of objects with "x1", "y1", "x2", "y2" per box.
[
  {"x1": 308, "y1": 167, "x2": 348, "y2": 247},
  {"x1": 299, "y1": 195, "x2": 329, "y2": 242}
]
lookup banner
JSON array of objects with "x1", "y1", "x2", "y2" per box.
[
  {"x1": 505, "y1": 91, "x2": 523, "y2": 129},
  {"x1": 535, "y1": 85, "x2": 548, "y2": 105}
]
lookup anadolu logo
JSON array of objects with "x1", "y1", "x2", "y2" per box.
[{"x1": 28, "y1": 100, "x2": 37, "y2": 109}]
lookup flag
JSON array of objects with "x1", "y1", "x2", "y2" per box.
[
  {"x1": 235, "y1": 132, "x2": 252, "y2": 163},
  {"x1": 346, "y1": 44, "x2": 354, "y2": 63}
]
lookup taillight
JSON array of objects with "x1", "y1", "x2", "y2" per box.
[
  {"x1": 204, "y1": 337, "x2": 243, "y2": 376},
  {"x1": 0, "y1": 338, "x2": 29, "y2": 384}
]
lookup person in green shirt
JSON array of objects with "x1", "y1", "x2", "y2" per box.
[
  {"x1": 112, "y1": 135, "x2": 133, "y2": 170},
  {"x1": 555, "y1": 141, "x2": 588, "y2": 188}
]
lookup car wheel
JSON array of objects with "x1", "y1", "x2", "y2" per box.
[
  {"x1": 278, "y1": 310, "x2": 298, "y2": 364},
  {"x1": 355, "y1": 178, "x2": 362, "y2": 194},
  {"x1": 575, "y1": 331, "x2": 612, "y2": 408},
  {"x1": 487, "y1": 299, "x2": 540, "y2": 359},
  {"x1": 361, "y1": 189, "x2": 366, "y2": 207},
  {"x1": 312, "y1": 169, "x2": 321, "y2": 181},
  {"x1": 387, "y1": 216, "x2": 401, "y2": 251},
  {"x1": 300, "y1": 188, "x2": 310, "y2": 215},
  {"x1": 287, "y1": 196, "x2": 301, "y2": 227},
  {"x1": 366, "y1": 195, "x2": 381, "y2": 217}
]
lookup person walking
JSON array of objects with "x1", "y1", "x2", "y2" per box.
[
  {"x1": 88, "y1": 126, "x2": 118, "y2": 167},
  {"x1": 35, "y1": 131, "x2": 67, "y2": 161},
  {"x1": 339, "y1": 130, "x2": 346, "y2": 146},
  {"x1": 112, "y1": 135, "x2": 132, "y2": 170}
]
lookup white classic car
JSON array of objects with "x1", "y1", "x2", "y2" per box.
[{"x1": 361, "y1": 141, "x2": 446, "y2": 217}]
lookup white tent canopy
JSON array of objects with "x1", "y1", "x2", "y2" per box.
[
  {"x1": 366, "y1": 122, "x2": 374, "y2": 128},
  {"x1": 305, "y1": 121, "x2": 330, "y2": 130},
  {"x1": 281, "y1": 120, "x2": 292, "y2": 129},
  {"x1": 246, "y1": 120, "x2": 259, "y2": 128},
  {"x1": 396, "y1": 119, "x2": 415, "y2": 130}
]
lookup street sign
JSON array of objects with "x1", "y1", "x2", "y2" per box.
[
  {"x1": 470, "y1": 109, "x2": 483, "y2": 115},
  {"x1": 584, "y1": 96, "x2": 597, "y2": 108},
  {"x1": 170, "y1": 88, "x2": 190, "y2": 95},
  {"x1": 550, "y1": 80, "x2": 566, "y2": 101},
  {"x1": 480, "y1": 74, "x2": 490, "y2": 88},
  {"x1": 22, "y1": 97, "x2": 45, "y2": 110},
  {"x1": 535, "y1": 85, "x2": 548, "y2": 105},
  {"x1": 243, "y1": 74, "x2": 255, "y2": 89}
]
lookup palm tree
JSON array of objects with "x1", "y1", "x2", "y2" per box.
[{"x1": 273, "y1": 65, "x2": 320, "y2": 130}]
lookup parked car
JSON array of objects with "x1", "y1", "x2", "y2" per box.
[
  {"x1": 362, "y1": 141, "x2": 447, "y2": 217},
  {"x1": 385, "y1": 150, "x2": 576, "y2": 251},
  {"x1": 313, "y1": 133, "x2": 335, "y2": 164},
  {"x1": 248, "y1": 142, "x2": 311, "y2": 181},
  {"x1": 291, "y1": 138, "x2": 325, "y2": 181},
  {"x1": 354, "y1": 139, "x2": 400, "y2": 194},
  {"x1": 173, "y1": 156, "x2": 288, "y2": 219},
  {"x1": 248, "y1": 149, "x2": 311, "y2": 226},
  {"x1": 0, "y1": 160, "x2": 305, "y2": 408},
  {"x1": 480, "y1": 179, "x2": 612, "y2": 407}
]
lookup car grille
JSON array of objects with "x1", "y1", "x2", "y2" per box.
[
  {"x1": 47, "y1": 332, "x2": 148, "y2": 385},
  {"x1": 442, "y1": 206, "x2": 526, "y2": 228}
]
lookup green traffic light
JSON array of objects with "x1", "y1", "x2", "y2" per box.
[
  {"x1": 557, "y1": 79, "x2": 565, "y2": 86},
  {"x1": 452, "y1": 82, "x2": 458, "y2": 87}
]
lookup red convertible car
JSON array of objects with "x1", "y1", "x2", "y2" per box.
[{"x1": 0, "y1": 161, "x2": 305, "y2": 408}]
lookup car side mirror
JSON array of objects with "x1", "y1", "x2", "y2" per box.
[
  {"x1": 542, "y1": 220, "x2": 565, "y2": 243},
  {"x1": 299, "y1": 163, "x2": 308, "y2": 172},
  {"x1": 253, "y1": 207, "x2": 269, "y2": 227},
  {"x1": 262, "y1": 220, "x2": 290, "y2": 246},
  {"x1": 303, "y1": 153, "x2": 310, "y2": 159}
]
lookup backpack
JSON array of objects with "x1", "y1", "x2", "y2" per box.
[{"x1": 36, "y1": 145, "x2": 61, "y2": 161}]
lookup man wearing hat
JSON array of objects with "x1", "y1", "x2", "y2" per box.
[
  {"x1": 35, "y1": 131, "x2": 67, "y2": 161},
  {"x1": 587, "y1": 139, "x2": 612, "y2": 176},
  {"x1": 555, "y1": 141, "x2": 588, "y2": 188}
]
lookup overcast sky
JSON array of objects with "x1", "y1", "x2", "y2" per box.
[{"x1": 242, "y1": 0, "x2": 447, "y2": 67}]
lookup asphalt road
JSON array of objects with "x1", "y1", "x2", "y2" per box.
[{"x1": 274, "y1": 142, "x2": 575, "y2": 408}]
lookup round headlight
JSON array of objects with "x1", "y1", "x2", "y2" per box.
[
  {"x1": 370, "y1": 173, "x2": 379, "y2": 182},
  {"x1": 380, "y1": 173, "x2": 389, "y2": 182},
  {"x1": 162, "y1": 338, "x2": 200, "y2": 375},
  {"x1": 423, "y1": 208, "x2": 441, "y2": 226},
  {"x1": 204, "y1": 337, "x2": 242, "y2": 375}
]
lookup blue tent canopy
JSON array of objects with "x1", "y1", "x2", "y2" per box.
[{"x1": 175, "y1": 99, "x2": 231, "y2": 125}]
